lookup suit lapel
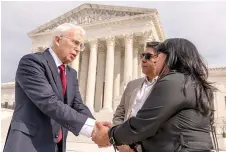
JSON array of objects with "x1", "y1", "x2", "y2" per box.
[
  {"x1": 126, "y1": 78, "x2": 145, "y2": 120},
  {"x1": 126, "y1": 88, "x2": 139, "y2": 120},
  {"x1": 43, "y1": 49, "x2": 64, "y2": 101},
  {"x1": 66, "y1": 66, "x2": 73, "y2": 105}
]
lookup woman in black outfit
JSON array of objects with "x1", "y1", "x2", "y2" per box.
[{"x1": 105, "y1": 38, "x2": 216, "y2": 152}]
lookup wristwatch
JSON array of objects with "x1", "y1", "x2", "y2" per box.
[
  {"x1": 109, "y1": 137, "x2": 115, "y2": 145},
  {"x1": 108, "y1": 128, "x2": 117, "y2": 152}
]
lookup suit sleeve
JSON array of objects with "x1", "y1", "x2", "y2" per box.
[
  {"x1": 112, "y1": 83, "x2": 130, "y2": 126},
  {"x1": 16, "y1": 54, "x2": 89, "y2": 136},
  {"x1": 72, "y1": 72, "x2": 95, "y2": 119},
  {"x1": 111, "y1": 74, "x2": 187, "y2": 145}
]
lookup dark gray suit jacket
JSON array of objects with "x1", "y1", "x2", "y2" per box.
[
  {"x1": 4, "y1": 49, "x2": 94, "y2": 152},
  {"x1": 110, "y1": 72, "x2": 213, "y2": 152}
]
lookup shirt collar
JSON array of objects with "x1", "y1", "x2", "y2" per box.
[
  {"x1": 144, "y1": 76, "x2": 158, "y2": 85},
  {"x1": 49, "y1": 47, "x2": 63, "y2": 68}
]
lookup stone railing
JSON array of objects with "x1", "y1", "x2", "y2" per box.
[{"x1": 1, "y1": 82, "x2": 15, "y2": 109}]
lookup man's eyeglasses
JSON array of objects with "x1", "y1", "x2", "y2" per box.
[
  {"x1": 140, "y1": 53, "x2": 158, "y2": 60},
  {"x1": 60, "y1": 36, "x2": 85, "y2": 51}
]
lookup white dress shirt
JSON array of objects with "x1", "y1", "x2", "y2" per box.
[
  {"x1": 130, "y1": 76, "x2": 158, "y2": 117},
  {"x1": 49, "y1": 48, "x2": 95, "y2": 138}
]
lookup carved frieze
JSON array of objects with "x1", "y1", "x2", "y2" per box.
[{"x1": 38, "y1": 8, "x2": 143, "y2": 33}]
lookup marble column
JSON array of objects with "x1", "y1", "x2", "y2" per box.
[
  {"x1": 31, "y1": 47, "x2": 38, "y2": 53},
  {"x1": 94, "y1": 50, "x2": 106, "y2": 112},
  {"x1": 143, "y1": 30, "x2": 152, "y2": 48},
  {"x1": 120, "y1": 51, "x2": 125, "y2": 94},
  {"x1": 103, "y1": 37, "x2": 115, "y2": 111},
  {"x1": 85, "y1": 40, "x2": 98, "y2": 113},
  {"x1": 113, "y1": 50, "x2": 121, "y2": 110},
  {"x1": 124, "y1": 34, "x2": 133, "y2": 84},
  {"x1": 79, "y1": 52, "x2": 89, "y2": 102},
  {"x1": 138, "y1": 58, "x2": 143, "y2": 78},
  {"x1": 133, "y1": 39, "x2": 139, "y2": 80},
  {"x1": 71, "y1": 53, "x2": 80, "y2": 77}
]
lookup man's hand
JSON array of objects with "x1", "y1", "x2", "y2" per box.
[
  {"x1": 92, "y1": 121, "x2": 111, "y2": 147},
  {"x1": 101, "y1": 121, "x2": 113, "y2": 128},
  {"x1": 118, "y1": 145, "x2": 135, "y2": 152}
]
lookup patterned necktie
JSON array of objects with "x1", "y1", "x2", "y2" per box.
[{"x1": 57, "y1": 64, "x2": 67, "y2": 143}]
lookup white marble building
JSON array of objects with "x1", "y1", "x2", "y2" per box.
[
  {"x1": 27, "y1": 3, "x2": 165, "y2": 112},
  {"x1": 1, "y1": 3, "x2": 226, "y2": 149},
  {"x1": 209, "y1": 67, "x2": 226, "y2": 134}
]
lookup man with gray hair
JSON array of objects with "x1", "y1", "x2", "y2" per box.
[{"x1": 3, "y1": 23, "x2": 97, "y2": 152}]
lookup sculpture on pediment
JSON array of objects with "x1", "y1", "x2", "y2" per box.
[{"x1": 38, "y1": 8, "x2": 145, "y2": 33}]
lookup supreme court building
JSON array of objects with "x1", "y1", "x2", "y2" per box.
[
  {"x1": 1, "y1": 3, "x2": 226, "y2": 149},
  {"x1": 27, "y1": 3, "x2": 165, "y2": 112}
]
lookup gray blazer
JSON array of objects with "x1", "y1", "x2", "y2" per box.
[
  {"x1": 113, "y1": 78, "x2": 145, "y2": 126},
  {"x1": 3, "y1": 49, "x2": 94, "y2": 152}
]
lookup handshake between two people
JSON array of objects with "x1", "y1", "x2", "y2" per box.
[
  {"x1": 91, "y1": 121, "x2": 135, "y2": 152},
  {"x1": 91, "y1": 121, "x2": 112, "y2": 148}
]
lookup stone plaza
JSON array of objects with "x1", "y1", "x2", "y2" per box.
[{"x1": 1, "y1": 108, "x2": 115, "y2": 152}]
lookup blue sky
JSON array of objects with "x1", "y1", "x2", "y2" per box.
[{"x1": 1, "y1": 1, "x2": 226, "y2": 83}]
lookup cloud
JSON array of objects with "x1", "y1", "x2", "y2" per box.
[{"x1": 1, "y1": 1, "x2": 226, "y2": 83}]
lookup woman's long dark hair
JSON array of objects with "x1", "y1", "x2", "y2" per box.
[{"x1": 157, "y1": 38, "x2": 216, "y2": 124}]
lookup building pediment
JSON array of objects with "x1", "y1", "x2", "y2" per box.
[{"x1": 28, "y1": 3, "x2": 157, "y2": 37}]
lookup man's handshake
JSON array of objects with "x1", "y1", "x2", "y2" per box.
[
  {"x1": 91, "y1": 121, "x2": 113, "y2": 148},
  {"x1": 91, "y1": 122, "x2": 135, "y2": 152}
]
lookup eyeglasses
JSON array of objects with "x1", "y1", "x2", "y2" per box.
[
  {"x1": 140, "y1": 53, "x2": 158, "y2": 60},
  {"x1": 60, "y1": 36, "x2": 85, "y2": 52}
]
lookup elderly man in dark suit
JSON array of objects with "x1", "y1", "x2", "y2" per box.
[{"x1": 3, "y1": 23, "x2": 96, "y2": 152}]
